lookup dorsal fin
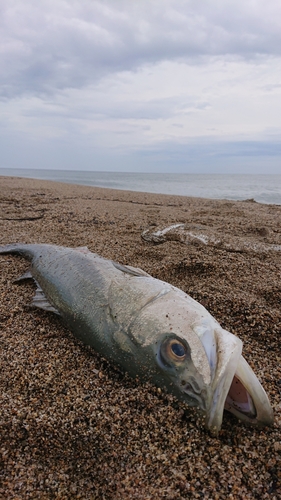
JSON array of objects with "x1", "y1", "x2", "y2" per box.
[
  {"x1": 113, "y1": 262, "x2": 151, "y2": 277},
  {"x1": 74, "y1": 246, "x2": 91, "y2": 254}
]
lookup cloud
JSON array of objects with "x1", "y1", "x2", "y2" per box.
[
  {"x1": 1, "y1": 0, "x2": 281, "y2": 174},
  {"x1": 2, "y1": 0, "x2": 281, "y2": 98}
]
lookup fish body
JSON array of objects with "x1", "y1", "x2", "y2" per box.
[{"x1": 0, "y1": 243, "x2": 273, "y2": 433}]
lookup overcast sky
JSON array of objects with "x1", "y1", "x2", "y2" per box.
[{"x1": 1, "y1": 0, "x2": 281, "y2": 173}]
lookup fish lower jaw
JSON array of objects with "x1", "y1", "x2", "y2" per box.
[
  {"x1": 207, "y1": 356, "x2": 274, "y2": 434},
  {"x1": 223, "y1": 357, "x2": 274, "y2": 428}
]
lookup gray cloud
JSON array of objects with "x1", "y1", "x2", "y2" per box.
[
  {"x1": 132, "y1": 137, "x2": 281, "y2": 173},
  {"x1": 2, "y1": 0, "x2": 281, "y2": 98},
  {"x1": 1, "y1": 0, "x2": 281, "y2": 174}
]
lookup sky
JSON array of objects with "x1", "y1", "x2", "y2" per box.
[{"x1": 1, "y1": 0, "x2": 281, "y2": 174}]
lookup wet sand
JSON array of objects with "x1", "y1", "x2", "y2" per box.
[{"x1": 0, "y1": 176, "x2": 280, "y2": 499}]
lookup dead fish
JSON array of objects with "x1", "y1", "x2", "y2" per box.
[
  {"x1": 0, "y1": 243, "x2": 273, "y2": 433},
  {"x1": 142, "y1": 224, "x2": 281, "y2": 253}
]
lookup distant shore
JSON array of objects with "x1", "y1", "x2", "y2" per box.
[{"x1": 1, "y1": 176, "x2": 280, "y2": 499}]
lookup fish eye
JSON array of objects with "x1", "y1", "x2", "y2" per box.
[
  {"x1": 158, "y1": 336, "x2": 189, "y2": 368},
  {"x1": 171, "y1": 341, "x2": 186, "y2": 359},
  {"x1": 165, "y1": 339, "x2": 187, "y2": 362}
]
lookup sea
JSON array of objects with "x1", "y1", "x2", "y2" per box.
[{"x1": 0, "y1": 168, "x2": 280, "y2": 205}]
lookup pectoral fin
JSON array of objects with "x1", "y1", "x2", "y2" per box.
[
  {"x1": 32, "y1": 284, "x2": 61, "y2": 315},
  {"x1": 14, "y1": 270, "x2": 60, "y2": 315},
  {"x1": 14, "y1": 270, "x2": 34, "y2": 282}
]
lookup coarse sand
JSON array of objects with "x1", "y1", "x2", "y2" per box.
[{"x1": 0, "y1": 176, "x2": 280, "y2": 499}]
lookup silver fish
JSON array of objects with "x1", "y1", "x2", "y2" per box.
[{"x1": 0, "y1": 243, "x2": 273, "y2": 433}]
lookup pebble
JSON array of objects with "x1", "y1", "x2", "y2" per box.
[{"x1": 0, "y1": 176, "x2": 280, "y2": 499}]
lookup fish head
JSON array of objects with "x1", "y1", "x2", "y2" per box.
[
  {"x1": 129, "y1": 288, "x2": 273, "y2": 434},
  {"x1": 151, "y1": 322, "x2": 243, "y2": 433}
]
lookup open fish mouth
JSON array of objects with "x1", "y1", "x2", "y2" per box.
[
  {"x1": 223, "y1": 356, "x2": 273, "y2": 425},
  {"x1": 207, "y1": 354, "x2": 274, "y2": 433},
  {"x1": 199, "y1": 328, "x2": 274, "y2": 433},
  {"x1": 225, "y1": 373, "x2": 256, "y2": 419}
]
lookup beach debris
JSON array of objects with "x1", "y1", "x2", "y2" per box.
[
  {"x1": 0, "y1": 214, "x2": 45, "y2": 221},
  {"x1": 142, "y1": 223, "x2": 281, "y2": 253},
  {"x1": 0, "y1": 243, "x2": 274, "y2": 434}
]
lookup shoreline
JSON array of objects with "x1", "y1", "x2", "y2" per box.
[
  {"x1": 1, "y1": 176, "x2": 280, "y2": 498},
  {"x1": 1, "y1": 171, "x2": 280, "y2": 206}
]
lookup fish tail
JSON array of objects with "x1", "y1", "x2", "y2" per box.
[{"x1": 0, "y1": 243, "x2": 35, "y2": 260}]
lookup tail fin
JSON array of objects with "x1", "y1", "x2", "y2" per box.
[{"x1": 0, "y1": 243, "x2": 35, "y2": 260}]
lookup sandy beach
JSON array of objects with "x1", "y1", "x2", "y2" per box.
[{"x1": 0, "y1": 176, "x2": 280, "y2": 499}]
